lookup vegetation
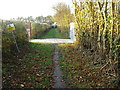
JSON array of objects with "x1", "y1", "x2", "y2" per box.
[
  {"x1": 59, "y1": 44, "x2": 119, "y2": 88},
  {"x1": 31, "y1": 23, "x2": 51, "y2": 39},
  {"x1": 41, "y1": 28, "x2": 70, "y2": 39},
  {"x1": 1, "y1": 18, "x2": 54, "y2": 88},
  {"x1": 2, "y1": 43, "x2": 54, "y2": 88},
  {"x1": 36, "y1": 15, "x2": 53, "y2": 24},
  {"x1": 16, "y1": 16, "x2": 53, "y2": 24},
  {"x1": 1, "y1": 0, "x2": 119, "y2": 89},
  {"x1": 73, "y1": 0, "x2": 120, "y2": 74},
  {"x1": 58, "y1": 1, "x2": 120, "y2": 88},
  {"x1": 13, "y1": 16, "x2": 54, "y2": 39},
  {"x1": 2, "y1": 21, "x2": 28, "y2": 58},
  {"x1": 52, "y1": 2, "x2": 73, "y2": 38}
]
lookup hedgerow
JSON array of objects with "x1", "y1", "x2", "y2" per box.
[
  {"x1": 2, "y1": 21, "x2": 28, "y2": 59},
  {"x1": 31, "y1": 23, "x2": 51, "y2": 39}
]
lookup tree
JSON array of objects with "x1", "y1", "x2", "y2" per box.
[
  {"x1": 35, "y1": 15, "x2": 53, "y2": 24},
  {"x1": 36, "y1": 16, "x2": 44, "y2": 23},
  {"x1": 72, "y1": 0, "x2": 119, "y2": 77},
  {"x1": 27, "y1": 16, "x2": 34, "y2": 22},
  {"x1": 45, "y1": 15, "x2": 53, "y2": 24},
  {"x1": 53, "y1": 2, "x2": 73, "y2": 37}
]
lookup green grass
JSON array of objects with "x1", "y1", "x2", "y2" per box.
[
  {"x1": 20, "y1": 43, "x2": 54, "y2": 88},
  {"x1": 41, "y1": 28, "x2": 68, "y2": 39},
  {"x1": 3, "y1": 43, "x2": 54, "y2": 88}
]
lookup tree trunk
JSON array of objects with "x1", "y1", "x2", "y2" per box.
[
  {"x1": 102, "y1": 1, "x2": 108, "y2": 52},
  {"x1": 97, "y1": 2, "x2": 105, "y2": 59},
  {"x1": 109, "y1": 2, "x2": 115, "y2": 62}
]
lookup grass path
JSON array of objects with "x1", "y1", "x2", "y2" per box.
[
  {"x1": 41, "y1": 28, "x2": 66, "y2": 39},
  {"x1": 3, "y1": 28, "x2": 71, "y2": 88}
]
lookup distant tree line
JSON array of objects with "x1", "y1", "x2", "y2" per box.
[
  {"x1": 11, "y1": 15, "x2": 53, "y2": 24},
  {"x1": 52, "y1": 2, "x2": 73, "y2": 38}
]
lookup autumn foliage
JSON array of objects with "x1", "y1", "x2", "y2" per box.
[{"x1": 58, "y1": 1, "x2": 120, "y2": 88}]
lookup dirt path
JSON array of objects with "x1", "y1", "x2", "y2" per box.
[{"x1": 52, "y1": 44, "x2": 67, "y2": 88}]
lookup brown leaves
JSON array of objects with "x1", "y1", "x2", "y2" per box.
[
  {"x1": 3, "y1": 43, "x2": 54, "y2": 88},
  {"x1": 58, "y1": 44, "x2": 117, "y2": 88}
]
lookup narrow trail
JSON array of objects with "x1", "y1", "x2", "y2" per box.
[{"x1": 52, "y1": 44, "x2": 67, "y2": 88}]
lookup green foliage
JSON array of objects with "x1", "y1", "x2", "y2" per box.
[
  {"x1": 58, "y1": 1, "x2": 120, "y2": 88},
  {"x1": 16, "y1": 15, "x2": 53, "y2": 24},
  {"x1": 116, "y1": 45, "x2": 120, "y2": 47},
  {"x1": 73, "y1": 1, "x2": 120, "y2": 59},
  {"x1": 41, "y1": 28, "x2": 69, "y2": 39},
  {"x1": 36, "y1": 15, "x2": 53, "y2": 24},
  {"x1": 31, "y1": 23, "x2": 51, "y2": 39},
  {"x1": 2, "y1": 21, "x2": 28, "y2": 57},
  {"x1": 53, "y1": 2, "x2": 73, "y2": 38}
]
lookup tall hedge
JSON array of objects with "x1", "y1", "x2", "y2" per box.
[{"x1": 31, "y1": 23, "x2": 51, "y2": 39}]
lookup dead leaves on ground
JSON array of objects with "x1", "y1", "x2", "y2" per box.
[
  {"x1": 58, "y1": 44, "x2": 117, "y2": 88},
  {"x1": 2, "y1": 43, "x2": 54, "y2": 88}
]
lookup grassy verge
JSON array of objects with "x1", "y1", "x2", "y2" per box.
[
  {"x1": 41, "y1": 28, "x2": 69, "y2": 39},
  {"x1": 2, "y1": 43, "x2": 54, "y2": 88},
  {"x1": 58, "y1": 44, "x2": 118, "y2": 88}
]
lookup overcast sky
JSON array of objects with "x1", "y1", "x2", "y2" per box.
[{"x1": 0, "y1": 0, "x2": 73, "y2": 20}]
